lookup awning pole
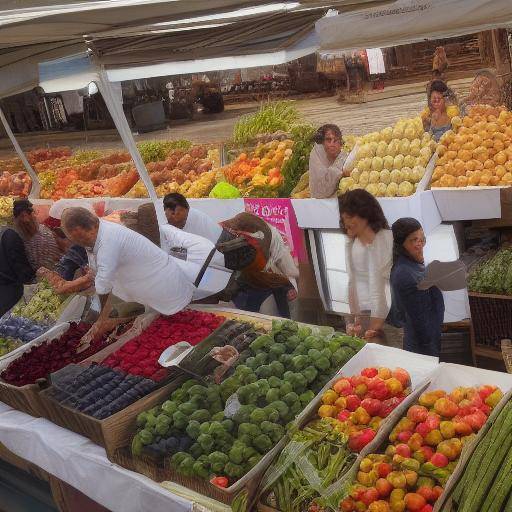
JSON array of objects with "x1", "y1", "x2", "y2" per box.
[
  {"x1": 95, "y1": 69, "x2": 167, "y2": 227},
  {"x1": 0, "y1": 106, "x2": 41, "y2": 199}
]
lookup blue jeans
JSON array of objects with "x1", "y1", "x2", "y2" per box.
[{"x1": 233, "y1": 286, "x2": 291, "y2": 318}]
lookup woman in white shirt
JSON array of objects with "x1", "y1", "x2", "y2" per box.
[{"x1": 338, "y1": 189, "x2": 393, "y2": 341}]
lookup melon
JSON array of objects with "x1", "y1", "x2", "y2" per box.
[{"x1": 379, "y1": 169, "x2": 391, "y2": 185}]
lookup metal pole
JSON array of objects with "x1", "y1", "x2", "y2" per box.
[
  {"x1": 95, "y1": 69, "x2": 166, "y2": 227},
  {"x1": 0, "y1": 105, "x2": 40, "y2": 198}
]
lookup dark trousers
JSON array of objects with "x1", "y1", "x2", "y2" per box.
[
  {"x1": 0, "y1": 284, "x2": 23, "y2": 317},
  {"x1": 233, "y1": 286, "x2": 291, "y2": 319},
  {"x1": 403, "y1": 323, "x2": 441, "y2": 357}
]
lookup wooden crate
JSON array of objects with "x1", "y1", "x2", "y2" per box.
[
  {"x1": 0, "y1": 323, "x2": 72, "y2": 417},
  {"x1": 0, "y1": 380, "x2": 46, "y2": 417},
  {"x1": 39, "y1": 373, "x2": 186, "y2": 459},
  {"x1": 111, "y1": 447, "x2": 260, "y2": 507},
  {"x1": 0, "y1": 319, "x2": 135, "y2": 418},
  {"x1": 468, "y1": 292, "x2": 512, "y2": 350}
]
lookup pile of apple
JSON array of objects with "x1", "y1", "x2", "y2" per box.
[
  {"x1": 318, "y1": 367, "x2": 411, "y2": 453},
  {"x1": 339, "y1": 385, "x2": 503, "y2": 512}
]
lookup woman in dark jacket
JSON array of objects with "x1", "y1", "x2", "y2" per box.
[{"x1": 390, "y1": 218, "x2": 444, "y2": 356}]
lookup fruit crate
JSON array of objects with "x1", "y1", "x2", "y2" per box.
[
  {"x1": 300, "y1": 363, "x2": 512, "y2": 512},
  {"x1": 255, "y1": 344, "x2": 436, "y2": 512},
  {"x1": 0, "y1": 323, "x2": 71, "y2": 417},
  {"x1": 0, "y1": 317, "x2": 134, "y2": 418},
  {"x1": 468, "y1": 291, "x2": 512, "y2": 348},
  {"x1": 40, "y1": 369, "x2": 188, "y2": 460},
  {"x1": 434, "y1": 388, "x2": 512, "y2": 512}
]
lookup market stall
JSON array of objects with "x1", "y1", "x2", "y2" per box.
[
  {"x1": 0, "y1": 305, "x2": 510, "y2": 512},
  {"x1": 2, "y1": 1, "x2": 512, "y2": 508}
]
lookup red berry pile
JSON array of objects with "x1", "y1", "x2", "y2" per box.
[
  {"x1": 101, "y1": 310, "x2": 224, "y2": 381},
  {"x1": 1, "y1": 322, "x2": 112, "y2": 387}
]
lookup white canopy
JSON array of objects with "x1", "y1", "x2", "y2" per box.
[{"x1": 317, "y1": 0, "x2": 512, "y2": 51}]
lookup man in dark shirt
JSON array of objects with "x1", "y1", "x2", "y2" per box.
[{"x1": 0, "y1": 227, "x2": 35, "y2": 316}]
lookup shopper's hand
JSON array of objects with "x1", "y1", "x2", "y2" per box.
[
  {"x1": 287, "y1": 288, "x2": 298, "y2": 301},
  {"x1": 347, "y1": 323, "x2": 362, "y2": 336},
  {"x1": 364, "y1": 329, "x2": 379, "y2": 341},
  {"x1": 77, "y1": 321, "x2": 101, "y2": 353}
]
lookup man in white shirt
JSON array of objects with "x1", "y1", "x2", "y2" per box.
[
  {"x1": 61, "y1": 207, "x2": 194, "y2": 339},
  {"x1": 159, "y1": 223, "x2": 231, "y2": 301},
  {"x1": 163, "y1": 193, "x2": 222, "y2": 244}
]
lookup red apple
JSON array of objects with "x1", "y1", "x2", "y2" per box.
[
  {"x1": 395, "y1": 444, "x2": 411, "y2": 458},
  {"x1": 430, "y1": 453, "x2": 449, "y2": 468}
]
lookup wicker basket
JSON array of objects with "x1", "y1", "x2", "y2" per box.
[{"x1": 468, "y1": 292, "x2": 512, "y2": 348}]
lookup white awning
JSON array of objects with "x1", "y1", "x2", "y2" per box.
[
  {"x1": 105, "y1": 29, "x2": 320, "y2": 82},
  {"x1": 317, "y1": 0, "x2": 512, "y2": 51}
]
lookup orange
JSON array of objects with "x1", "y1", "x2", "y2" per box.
[
  {"x1": 474, "y1": 160, "x2": 484, "y2": 171},
  {"x1": 437, "y1": 156, "x2": 448, "y2": 166},
  {"x1": 458, "y1": 150, "x2": 472, "y2": 162},
  {"x1": 437, "y1": 144, "x2": 447, "y2": 156},
  {"x1": 465, "y1": 160, "x2": 477, "y2": 172},
  {"x1": 454, "y1": 134, "x2": 467, "y2": 145},
  {"x1": 448, "y1": 142, "x2": 461, "y2": 152},
  {"x1": 455, "y1": 161, "x2": 467, "y2": 176},
  {"x1": 456, "y1": 176, "x2": 468, "y2": 187},
  {"x1": 477, "y1": 129, "x2": 489, "y2": 139},
  {"x1": 446, "y1": 150, "x2": 458, "y2": 161},
  {"x1": 472, "y1": 134, "x2": 483, "y2": 146},
  {"x1": 432, "y1": 167, "x2": 444, "y2": 181},
  {"x1": 472, "y1": 170, "x2": 483, "y2": 183},
  {"x1": 494, "y1": 140, "x2": 505, "y2": 152},
  {"x1": 495, "y1": 165, "x2": 506, "y2": 178},
  {"x1": 490, "y1": 176, "x2": 500, "y2": 186},
  {"x1": 480, "y1": 173, "x2": 492, "y2": 185},
  {"x1": 503, "y1": 172, "x2": 512, "y2": 183},
  {"x1": 494, "y1": 151, "x2": 507, "y2": 165},
  {"x1": 440, "y1": 174, "x2": 456, "y2": 187},
  {"x1": 444, "y1": 163, "x2": 455, "y2": 176},
  {"x1": 463, "y1": 117, "x2": 475, "y2": 128},
  {"x1": 505, "y1": 161, "x2": 512, "y2": 172},
  {"x1": 468, "y1": 173, "x2": 479, "y2": 186},
  {"x1": 487, "y1": 115, "x2": 498, "y2": 123},
  {"x1": 483, "y1": 159, "x2": 495, "y2": 170},
  {"x1": 487, "y1": 122, "x2": 499, "y2": 133},
  {"x1": 474, "y1": 149, "x2": 489, "y2": 163}
]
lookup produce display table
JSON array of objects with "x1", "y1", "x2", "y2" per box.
[{"x1": 0, "y1": 401, "x2": 193, "y2": 512}]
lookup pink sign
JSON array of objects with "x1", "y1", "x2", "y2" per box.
[{"x1": 243, "y1": 198, "x2": 307, "y2": 263}]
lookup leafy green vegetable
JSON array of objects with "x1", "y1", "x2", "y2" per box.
[
  {"x1": 233, "y1": 101, "x2": 301, "y2": 145},
  {"x1": 279, "y1": 124, "x2": 316, "y2": 197}
]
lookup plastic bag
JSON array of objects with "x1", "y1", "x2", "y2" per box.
[{"x1": 209, "y1": 182, "x2": 241, "y2": 199}]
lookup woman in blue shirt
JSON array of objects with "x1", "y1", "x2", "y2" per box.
[{"x1": 390, "y1": 218, "x2": 444, "y2": 356}]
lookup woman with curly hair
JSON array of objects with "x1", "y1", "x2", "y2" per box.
[
  {"x1": 338, "y1": 189, "x2": 393, "y2": 342},
  {"x1": 460, "y1": 69, "x2": 502, "y2": 115},
  {"x1": 309, "y1": 124, "x2": 348, "y2": 199}
]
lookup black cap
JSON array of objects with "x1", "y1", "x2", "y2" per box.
[{"x1": 13, "y1": 199, "x2": 34, "y2": 218}]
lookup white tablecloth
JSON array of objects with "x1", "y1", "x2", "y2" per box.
[{"x1": 0, "y1": 401, "x2": 192, "y2": 512}]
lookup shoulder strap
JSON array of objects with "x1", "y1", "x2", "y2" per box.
[{"x1": 194, "y1": 248, "x2": 217, "y2": 288}]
